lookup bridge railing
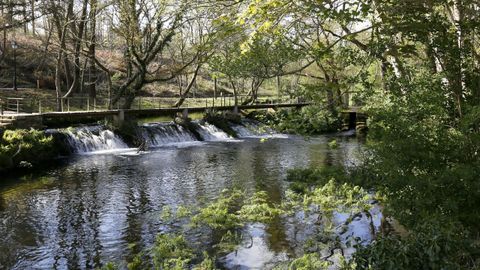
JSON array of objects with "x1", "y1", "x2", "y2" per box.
[
  {"x1": 0, "y1": 98, "x2": 25, "y2": 115},
  {"x1": 1, "y1": 95, "x2": 302, "y2": 114}
]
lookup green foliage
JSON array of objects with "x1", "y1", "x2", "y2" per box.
[
  {"x1": 192, "y1": 252, "x2": 217, "y2": 270},
  {"x1": 119, "y1": 172, "x2": 375, "y2": 269},
  {"x1": 352, "y1": 219, "x2": 478, "y2": 270},
  {"x1": 288, "y1": 253, "x2": 330, "y2": 270},
  {"x1": 237, "y1": 191, "x2": 284, "y2": 223},
  {"x1": 354, "y1": 70, "x2": 480, "y2": 268},
  {"x1": 133, "y1": 189, "x2": 287, "y2": 269},
  {"x1": 151, "y1": 234, "x2": 194, "y2": 270},
  {"x1": 306, "y1": 180, "x2": 371, "y2": 216},
  {"x1": 191, "y1": 189, "x2": 244, "y2": 230},
  {"x1": 253, "y1": 106, "x2": 342, "y2": 135},
  {"x1": 160, "y1": 206, "x2": 173, "y2": 221},
  {"x1": 190, "y1": 189, "x2": 284, "y2": 230},
  {"x1": 364, "y1": 75, "x2": 480, "y2": 231},
  {"x1": 209, "y1": 34, "x2": 303, "y2": 81},
  {"x1": 328, "y1": 139, "x2": 338, "y2": 149},
  {"x1": 0, "y1": 129, "x2": 58, "y2": 171},
  {"x1": 99, "y1": 262, "x2": 118, "y2": 270},
  {"x1": 127, "y1": 253, "x2": 143, "y2": 270},
  {"x1": 286, "y1": 166, "x2": 349, "y2": 193},
  {"x1": 176, "y1": 206, "x2": 192, "y2": 219}
]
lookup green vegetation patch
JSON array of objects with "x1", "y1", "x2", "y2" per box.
[
  {"x1": 0, "y1": 129, "x2": 58, "y2": 172},
  {"x1": 249, "y1": 106, "x2": 342, "y2": 135}
]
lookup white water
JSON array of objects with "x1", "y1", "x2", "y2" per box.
[
  {"x1": 55, "y1": 119, "x2": 283, "y2": 154},
  {"x1": 196, "y1": 122, "x2": 232, "y2": 141},
  {"x1": 232, "y1": 120, "x2": 287, "y2": 139},
  {"x1": 141, "y1": 123, "x2": 198, "y2": 147},
  {"x1": 62, "y1": 126, "x2": 129, "y2": 154}
]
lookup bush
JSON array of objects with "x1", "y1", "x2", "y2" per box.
[
  {"x1": 251, "y1": 106, "x2": 342, "y2": 135},
  {"x1": 352, "y1": 219, "x2": 479, "y2": 269},
  {"x1": 0, "y1": 129, "x2": 58, "y2": 171},
  {"x1": 353, "y1": 73, "x2": 480, "y2": 268}
]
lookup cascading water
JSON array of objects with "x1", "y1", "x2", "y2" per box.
[
  {"x1": 196, "y1": 122, "x2": 232, "y2": 141},
  {"x1": 231, "y1": 119, "x2": 285, "y2": 138},
  {"x1": 51, "y1": 126, "x2": 129, "y2": 154},
  {"x1": 140, "y1": 123, "x2": 198, "y2": 147},
  {"x1": 47, "y1": 119, "x2": 284, "y2": 155}
]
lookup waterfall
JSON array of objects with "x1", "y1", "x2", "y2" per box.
[
  {"x1": 140, "y1": 123, "x2": 198, "y2": 147},
  {"x1": 51, "y1": 126, "x2": 129, "y2": 154},
  {"x1": 46, "y1": 118, "x2": 284, "y2": 155},
  {"x1": 231, "y1": 119, "x2": 281, "y2": 138},
  {"x1": 196, "y1": 122, "x2": 232, "y2": 141},
  {"x1": 140, "y1": 121, "x2": 232, "y2": 146}
]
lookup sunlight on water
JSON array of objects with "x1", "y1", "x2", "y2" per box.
[{"x1": 0, "y1": 124, "x2": 364, "y2": 269}]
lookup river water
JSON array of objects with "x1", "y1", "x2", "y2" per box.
[{"x1": 0, "y1": 131, "x2": 363, "y2": 269}]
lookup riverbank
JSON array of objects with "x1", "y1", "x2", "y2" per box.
[{"x1": 0, "y1": 129, "x2": 59, "y2": 172}]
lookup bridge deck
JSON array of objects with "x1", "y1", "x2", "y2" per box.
[{"x1": 0, "y1": 102, "x2": 310, "y2": 128}]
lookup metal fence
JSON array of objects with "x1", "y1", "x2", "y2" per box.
[{"x1": 0, "y1": 95, "x2": 300, "y2": 115}]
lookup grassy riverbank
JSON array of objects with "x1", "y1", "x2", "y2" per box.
[{"x1": 0, "y1": 129, "x2": 58, "y2": 172}]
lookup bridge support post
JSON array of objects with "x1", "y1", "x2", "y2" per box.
[
  {"x1": 232, "y1": 106, "x2": 239, "y2": 115},
  {"x1": 113, "y1": 110, "x2": 125, "y2": 127},
  {"x1": 182, "y1": 108, "x2": 189, "y2": 119}
]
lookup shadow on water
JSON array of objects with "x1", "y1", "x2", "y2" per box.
[{"x1": 0, "y1": 134, "x2": 362, "y2": 269}]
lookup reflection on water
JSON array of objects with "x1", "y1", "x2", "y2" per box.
[{"x1": 0, "y1": 135, "x2": 361, "y2": 269}]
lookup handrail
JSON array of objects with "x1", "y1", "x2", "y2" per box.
[{"x1": 0, "y1": 95, "x2": 304, "y2": 115}]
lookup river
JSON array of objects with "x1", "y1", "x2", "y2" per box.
[{"x1": 0, "y1": 126, "x2": 363, "y2": 269}]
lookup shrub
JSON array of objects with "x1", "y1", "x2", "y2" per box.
[{"x1": 0, "y1": 129, "x2": 58, "y2": 171}]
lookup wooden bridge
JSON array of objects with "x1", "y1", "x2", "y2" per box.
[{"x1": 0, "y1": 96, "x2": 310, "y2": 128}]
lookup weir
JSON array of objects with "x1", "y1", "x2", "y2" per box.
[{"x1": 48, "y1": 118, "x2": 278, "y2": 154}]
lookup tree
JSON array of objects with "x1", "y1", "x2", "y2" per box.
[
  {"x1": 210, "y1": 17, "x2": 305, "y2": 105},
  {"x1": 108, "y1": 0, "x2": 190, "y2": 109}
]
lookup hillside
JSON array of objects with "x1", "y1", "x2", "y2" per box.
[{"x1": 0, "y1": 34, "x2": 281, "y2": 100}]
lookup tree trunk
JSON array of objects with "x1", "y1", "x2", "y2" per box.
[
  {"x1": 174, "y1": 64, "x2": 202, "y2": 107},
  {"x1": 318, "y1": 63, "x2": 336, "y2": 114},
  {"x1": 65, "y1": 0, "x2": 88, "y2": 96},
  {"x1": 214, "y1": 77, "x2": 217, "y2": 100},
  {"x1": 450, "y1": 0, "x2": 465, "y2": 118},
  {"x1": 229, "y1": 76, "x2": 238, "y2": 106},
  {"x1": 88, "y1": 0, "x2": 97, "y2": 99},
  {"x1": 30, "y1": 0, "x2": 35, "y2": 35},
  {"x1": 51, "y1": 0, "x2": 74, "y2": 96},
  {"x1": 55, "y1": 24, "x2": 69, "y2": 111},
  {"x1": 22, "y1": 0, "x2": 27, "y2": 34},
  {"x1": 1, "y1": 3, "x2": 6, "y2": 55},
  {"x1": 276, "y1": 75, "x2": 281, "y2": 102}
]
